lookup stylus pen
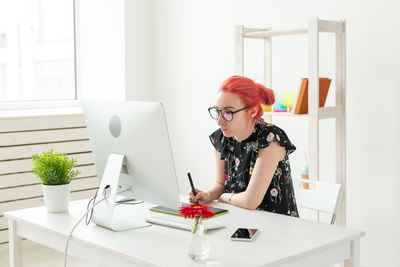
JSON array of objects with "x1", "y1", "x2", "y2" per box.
[{"x1": 187, "y1": 172, "x2": 198, "y2": 204}]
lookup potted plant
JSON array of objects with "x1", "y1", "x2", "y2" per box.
[{"x1": 32, "y1": 149, "x2": 80, "y2": 212}]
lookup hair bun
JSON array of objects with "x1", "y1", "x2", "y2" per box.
[{"x1": 256, "y1": 83, "x2": 275, "y2": 106}]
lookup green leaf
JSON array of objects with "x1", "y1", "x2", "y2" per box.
[{"x1": 31, "y1": 149, "x2": 80, "y2": 185}]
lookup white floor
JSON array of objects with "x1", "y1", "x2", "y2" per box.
[{"x1": 0, "y1": 240, "x2": 96, "y2": 267}]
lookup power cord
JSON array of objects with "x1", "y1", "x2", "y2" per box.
[
  {"x1": 63, "y1": 194, "x2": 107, "y2": 267},
  {"x1": 63, "y1": 188, "x2": 148, "y2": 267},
  {"x1": 84, "y1": 189, "x2": 99, "y2": 225}
]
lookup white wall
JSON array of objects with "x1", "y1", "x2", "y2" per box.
[
  {"x1": 78, "y1": 0, "x2": 125, "y2": 100},
  {"x1": 151, "y1": 0, "x2": 400, "y2": 266},
  {"x1": 78, "y1": 0, "x2": 153, "y2": 101},
  {"x1": 125, "y1": 0, "x2": 153, "y2": 101},
  {"x1": 78, "y1": 0, "x2": 400, "y2": 265}
]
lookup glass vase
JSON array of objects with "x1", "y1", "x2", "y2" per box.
[{"x1": 188, "y1": 214, "x2": 209, "y2": 261}]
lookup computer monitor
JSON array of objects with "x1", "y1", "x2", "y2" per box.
[{"x1": 83, "y1": 101, "x2": 181, "y2": 231}]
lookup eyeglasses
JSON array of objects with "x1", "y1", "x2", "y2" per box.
[{"x1": 208, "y1": 106, "x2": 248, "y2": 122}]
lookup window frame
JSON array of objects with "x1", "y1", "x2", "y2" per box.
[{"x1": 0, "y1": 0, "x2": 81, "y2": 112}]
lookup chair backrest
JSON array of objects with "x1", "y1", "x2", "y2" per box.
[{"x1": 292, "y1": 178, "x2": 342, "y2": 224}]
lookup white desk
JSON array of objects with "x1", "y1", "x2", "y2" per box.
[{"x1": 5, "y1": 198, "x2": 365, "y2": 267}]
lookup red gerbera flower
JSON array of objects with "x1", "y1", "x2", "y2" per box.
[{"x1": 178, "y1": 204, "x2": 215, "y2": 219}]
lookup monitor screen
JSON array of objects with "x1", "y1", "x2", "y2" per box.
[{"x1": 83, "y1": 101, "x2": 181, "y2": 210}]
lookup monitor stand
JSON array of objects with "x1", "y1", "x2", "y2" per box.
[{"x1": 92, "y1": 153, "x2": 151, "y2": 231}]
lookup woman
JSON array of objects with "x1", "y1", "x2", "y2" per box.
[{"x1": 189, "y1": 76, "x2": 298, "y2": 217}]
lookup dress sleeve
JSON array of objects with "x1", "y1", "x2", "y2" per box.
[
  {"x1": 258, "y1": 124, "x2": 296, "y2": 156},
  {"x1": 209, "y1": 129, "x2": 227, "y2": 159}
]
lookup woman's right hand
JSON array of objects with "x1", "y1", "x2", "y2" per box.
[{"x1": 189, "y1": 189, "x2": 212, "y2": 204}]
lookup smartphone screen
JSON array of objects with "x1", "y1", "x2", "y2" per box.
[{"x1": 230, "y1": 228, "x2": 259, "y2": 241}]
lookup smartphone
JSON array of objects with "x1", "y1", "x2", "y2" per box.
[{"x1": 230, "y1": 228, "x2": 259, "y2": 241}]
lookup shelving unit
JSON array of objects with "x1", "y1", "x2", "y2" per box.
[{"x1": 235, "y1": 17, "x2": 346, "y2": 226}]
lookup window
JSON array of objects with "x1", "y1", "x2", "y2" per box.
[{"x1": 0, "y1": 0, "x2": 76, "y2": 102}]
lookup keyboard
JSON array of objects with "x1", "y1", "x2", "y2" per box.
[{"x1": 145, "y1": 215, "x2": 225, "y2": 231}]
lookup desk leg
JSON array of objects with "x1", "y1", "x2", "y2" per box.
[
  {"x1": 344, "y1": 239, "x2": 360, "y2": 267},
  {"x1": 8, "y1": 220, "x2": 23, "y2": 267}
]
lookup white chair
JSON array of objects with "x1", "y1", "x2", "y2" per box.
[{"x1": 293, "y1": 178, "x2": 342, "y2": 224}]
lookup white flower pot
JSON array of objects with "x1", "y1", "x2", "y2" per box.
[{"x1": 42, "y1": 183, "x2": 71, "y2": 212}]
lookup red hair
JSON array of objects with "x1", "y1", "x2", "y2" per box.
[{"x1": 218, "y1": 76, "x2": 275, "y2": 122}]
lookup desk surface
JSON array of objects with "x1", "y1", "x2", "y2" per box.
[{"x1": 5, "y1": 198, "x2": 365, "y2": 267}]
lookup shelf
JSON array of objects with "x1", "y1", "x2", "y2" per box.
[
  {"x1": 244, "y1": 29, "x2": 307, "y2": 38},
  {"x1": 242, "y1": 20, "x2": 343, "y2": 39},
  {"x1": 264, "y1": 106, "x2": 344, "y2": 119},
  {"x1": 236, "y1": 17, "x2": 346, "y2": 226},
  {"x1": 263, "y1": 112, "x2": 307, "y2": 117}
]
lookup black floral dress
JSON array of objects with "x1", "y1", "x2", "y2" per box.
[{"x1": 209, "y1": 120, "x2": 299, "y2": 217}]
